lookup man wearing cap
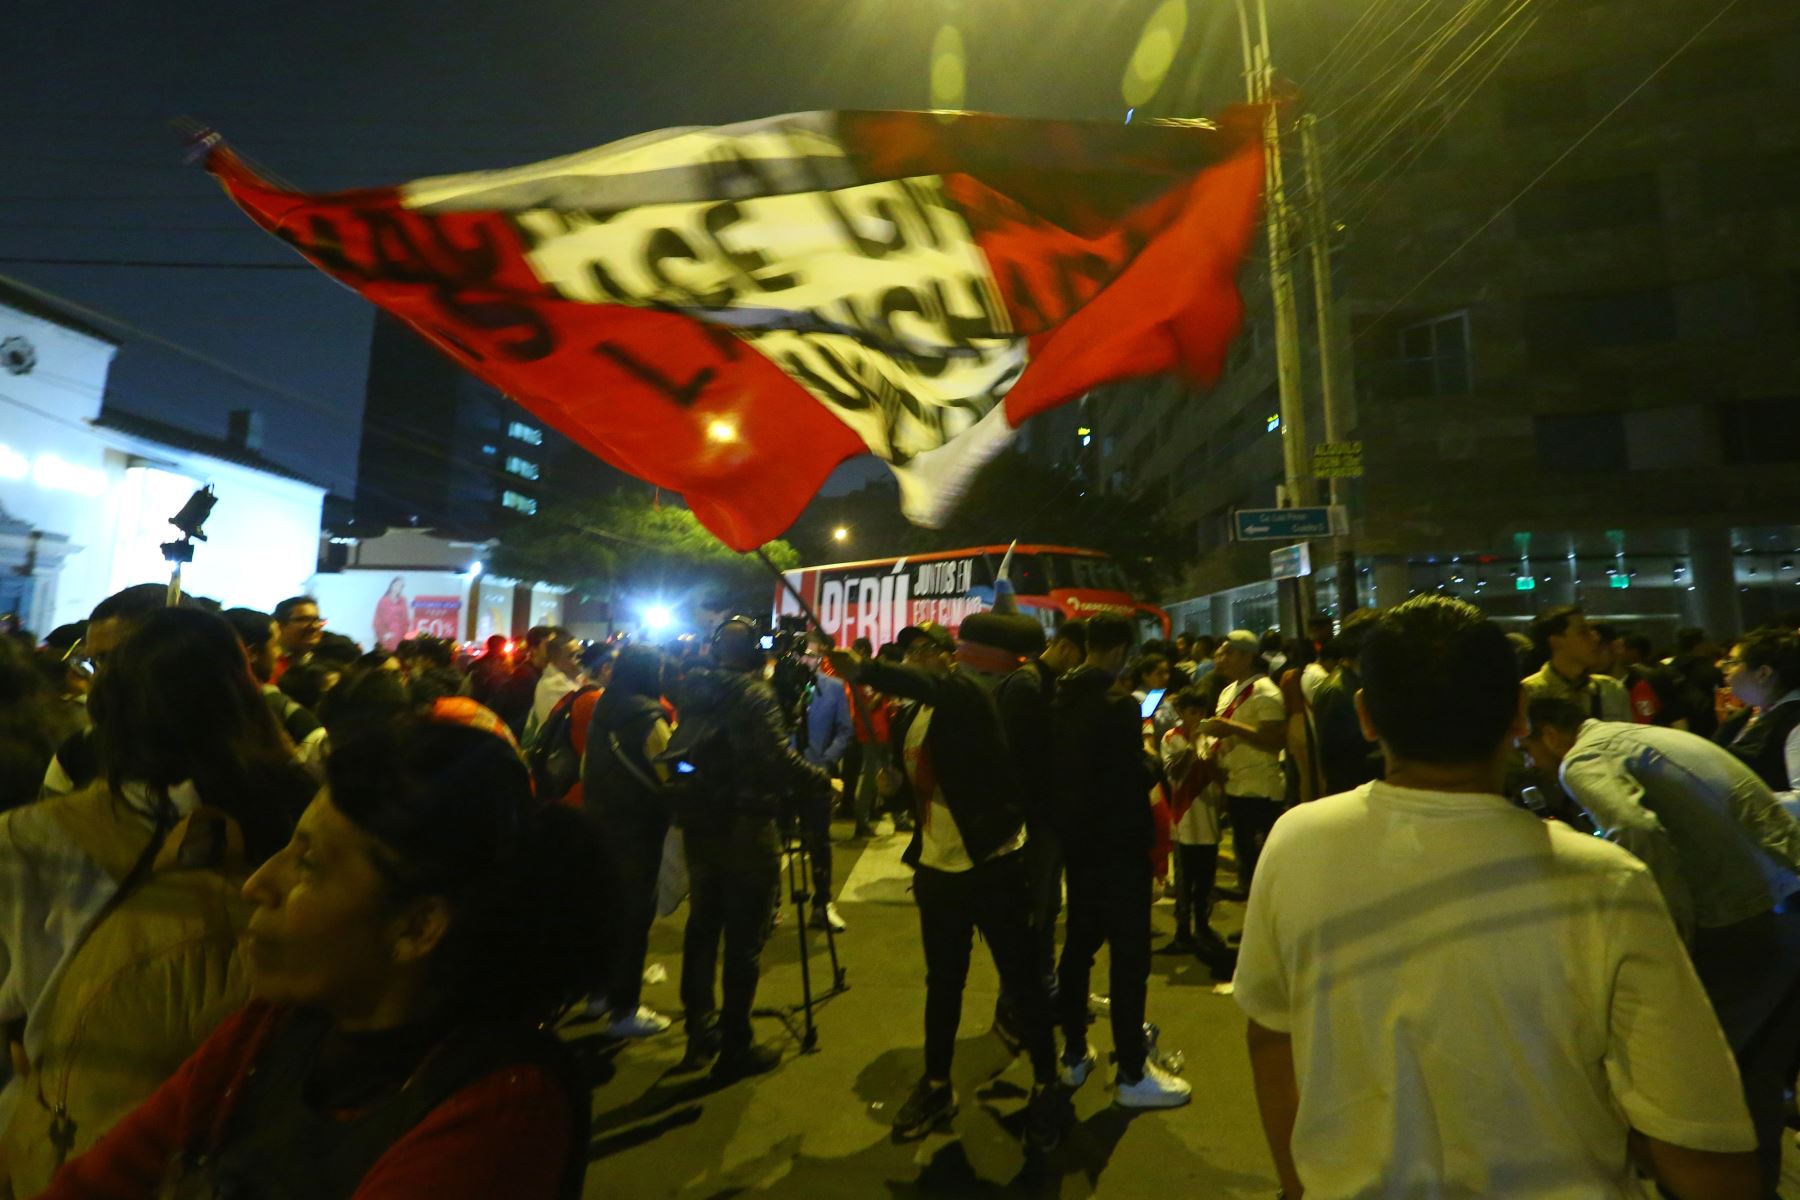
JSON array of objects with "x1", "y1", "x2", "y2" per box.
[{"x1": 828, "y1": 612, "x2": 1068, "y2": 1151}]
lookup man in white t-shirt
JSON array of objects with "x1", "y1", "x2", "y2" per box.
[
  {"x1": 1206, "y1": 629, "x2": 1286, "y2": 893},
  {"x1": 1233, "y1": 596, "x2": 1759, "y2": 1200},
  {"x1": 526, "y1": 627, "x2": 584, "y2": 740}
]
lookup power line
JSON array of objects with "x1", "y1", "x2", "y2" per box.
[{"x1": 1355, "y1": 0, "x2": 1746, "y2": 340}]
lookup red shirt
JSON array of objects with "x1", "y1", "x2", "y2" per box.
[{"x1": 42, "y1": 1003, "x2": 572, "y2": 1200}]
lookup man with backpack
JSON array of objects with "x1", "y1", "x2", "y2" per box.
[{"x1": 667, "y1": 618, "x2": 837, "y2": 1081}]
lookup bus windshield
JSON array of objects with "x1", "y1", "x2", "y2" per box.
[{"x1": 1041, "y1": 552, "x2": 1131, "y2": 594}]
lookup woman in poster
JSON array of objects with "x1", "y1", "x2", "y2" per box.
[{"x1": 373, "y1": 576, "x2": 410, "y2": 650}]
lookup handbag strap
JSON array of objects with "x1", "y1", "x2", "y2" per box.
[{"x1": 608, "y1": 732, "x2": 665, "y2": 794}]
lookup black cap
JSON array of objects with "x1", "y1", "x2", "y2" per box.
[{"x1": 896, "y1": 622, "x2": 953, "y2": 653}]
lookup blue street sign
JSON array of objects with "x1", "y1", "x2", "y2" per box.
[
  {"x1": 1270, "y1": 543, "x2": 1312, "y2": 581},
  {"x1": 1233, "y1": 506, "x2": 1339, "y2": 542}
]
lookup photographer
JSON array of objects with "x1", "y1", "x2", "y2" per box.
[{"x1": 668, "y1": 618, "x2": 836, "y2": 1081}]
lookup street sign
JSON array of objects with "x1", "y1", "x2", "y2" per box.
[
  {"x1": 1270, "y1": 543, "x2": 1312, "y2": 581},
  {"x1": 1515, "y1": 576, "x2": 1537, "y2": 591},
  {"x1": 1609, "y1": 574, "x2": 1630, "y2": 589},
  {"x1": 1312, "y1": 440, "x2": 1364, "y2": 479},
  {"x1": 1233, "y1": 505, "x2": 1344, "y2": 542}
]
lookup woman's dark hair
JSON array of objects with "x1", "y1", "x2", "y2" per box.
[
  {"x1": 1172, "y1": 685, "x2": 1214, "y2": 715},
  {"x1": 1282, "y1": 637, "x2": 1318, "y2": 672},
  {"x1": 326, "y1": 716, "x2": 607, "y2": 1024},
  {"x1": 311, "y1": 632, "x2": 363, "y2": 670},
  {"x1": 317, "y1": 666, "x2": 411, "y2": 737},
  {"x1": 1738, "y1": 627, "x2": 1800, "y2": 693},
  {"x1": 87, "y1": 607, "x2": 311, "y2": 862},
  {"x1": 223, "y1": 607, "x2": 276, "y2": 652},
  {"x1": 408, "y1": 666, "x2": 465, "y2": 708},
  {"x1": 1127, "y1": 652, "x2": 1171, "y2": 690},
  {"x1": 609, "y1": 645, "x2": 664, "y2": 699},
  {"x1": 0, "y1": 636, "x2": 67, "y2": 813},
  {"x1": 1360, "y1": 597, "x2": 1520, "y2": 765},
  {"x1": 278, "y1": 662, "x2": 336, "y2": 712}
]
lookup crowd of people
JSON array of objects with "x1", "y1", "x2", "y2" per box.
[{"x1": 1, "y1": 579, "x2": 1798, "y2": 1196}]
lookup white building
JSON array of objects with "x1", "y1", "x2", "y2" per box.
[{"x1": 0, "y1": 281, "x2": 326, "y2": 631}]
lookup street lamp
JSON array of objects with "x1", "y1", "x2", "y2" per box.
[{"x1": 833, "y1": 526, "x2": 849, "y2": 543}]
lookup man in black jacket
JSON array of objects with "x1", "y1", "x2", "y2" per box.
[
  {"x1": 672, "y1": 617, "x2": 837, "y2": 1081},
  {"x1": 828, "y1": 613, "x2": 1068, "y2": 1150},
  {"x1": 1052, "y1": 613, "x2": 1191, "y2": 1108}
]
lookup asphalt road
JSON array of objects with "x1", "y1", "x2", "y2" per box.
[{"x1": 572, "y1": 822, "x2": 1281, "y2": 1199}]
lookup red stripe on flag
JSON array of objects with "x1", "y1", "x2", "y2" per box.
[
  {"x1": 958, "y1": 133, "x2": 1266, "y2": 426},
  {"x1": 206, "y1": 148, "x2": 864, "y2": 551}
]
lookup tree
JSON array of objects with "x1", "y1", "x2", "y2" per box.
[{"x1": 492, "y1": 490, "x2": 799, "y2": 617}]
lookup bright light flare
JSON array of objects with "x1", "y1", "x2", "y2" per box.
[
  {"x1": 833, "y1": 526, "x2": 849, "y2": 542},
  {"x1": 706, "y1": 418, "x2": 739, "y2": 444},
  {"x1": 930, "y1": 24, "x2": 966, "y2": 111},
  {"x1": 1122, "y1": 0, "x2": 1188, "y2": 108},
  {"x1": 642, "y1": 604, "x2": 674, "y2": 633}
]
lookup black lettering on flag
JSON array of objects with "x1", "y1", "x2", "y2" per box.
[
  {"x1": 1053, "y1": 251, "x2": 1114, "y2": 318},
  {"x1": 899, "y1": 179, "x2": 947, "y2": 251},
  {"x1": 779, "y1": 348, "x2": 872, "y2": 414},
  {"x1": 362, "y1": 210, "x2": 438, "y2": 283},
  {"x1": 1002, "y1": 260, "x2": 1051, "y2": 332},
  {"x1": 820, "y1": 192, "x2": 906, "y2": 260},
  {"x1": 701, "y1": 200, "x2": 800, "y2": 293},
  {"x1": 276, "y1": 216, "x2": 355, "y2": 277},
  {"x1": 644, "y1": 227, "x2": 734, "y2": 308},
  {"x1": 878, "y1": 287, "x2": 949, "y2": 378},
  {"x1": 597, "y1": 341, "x2": 716, "y2": 408},
  {"x1": 434, "y1": 288, "x2": 554, "y2": 362},
  {"x1": 930, "y1": 276, "x2": 1002, "y2": 347}
]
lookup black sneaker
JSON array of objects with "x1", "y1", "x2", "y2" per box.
[
  {"x1": 892, "y1": 1078, "x2": 957, "y2": 1140},
  {"x1": 1024, "y1": 1084, "x2": 1071, "y2": 1152},
  {"x1": 710, "y1": 1042, "x2": 781, "y2": 1082},
  {"x1": 1155, "y1": 933, "x2": 1198, "y2": 955}
]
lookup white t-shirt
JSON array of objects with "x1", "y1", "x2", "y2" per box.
[
  {"x1": 1233, "y1": 781, "x2": 1755, "y2": 1199},
  {"x1": 1299, "y1": 661, "x2": 1328, "y2": 703},
  {"x1": 1215, "y1": 675, "x2": 1287, "y2": 801},
  {"x1": 905, "y1": 707, "x2": 1025, "y2": 873}
]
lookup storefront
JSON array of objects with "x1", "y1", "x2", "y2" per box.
[{"x1": 0, "y1": 287, "x2": 326, "y2": 633}]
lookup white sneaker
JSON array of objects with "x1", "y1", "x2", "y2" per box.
[
  {"x1": 1059, "y1": 1048, "x2": 1096, "y2": 1090},
  {"x1": 1114, "y1": 1061, "x2": 1191, "y2": 1109},
  {"x1": 811, "y1": 903, "x2": 847, "y2": 932},
  {"x1": 608, "y1": 1006, "x2": 673, "y2": 1038}
]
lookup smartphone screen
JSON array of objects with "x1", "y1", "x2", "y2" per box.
[
  {"x1": 675, "y1": 761, "x2": 696, "y2": 775},
  {"x1": 1140, "y1": 688, "x2": 1166, "y2": 720}
]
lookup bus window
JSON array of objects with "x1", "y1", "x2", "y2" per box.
[{"x1": 1006, "y1": 552, "x2": 1048, "y2": 596}]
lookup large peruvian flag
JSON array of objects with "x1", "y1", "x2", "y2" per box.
[{"x1": 204, "y1": 109, "x2": 1264, "y2": 550}]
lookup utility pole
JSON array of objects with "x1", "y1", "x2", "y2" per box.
[
  {"x1": 1237, "y1": 0, "x2": 1314, "y2": 633},
  {"x1": 1298, "y1": 112, "x2": 1358, "y2": 616}
]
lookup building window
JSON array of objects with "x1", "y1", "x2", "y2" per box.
[
  {"x1": 1534, "y1": 413, "x2": 1627, "y2": 473},
  {"x1": 480, "y1": 444, "x2": 498, "y2": 456},
  {"x1": 1513, "y1": 172, "x2": 1662, "y2": 237},
  {"x1": 502, "y1": 490, "x2": 538, "y2": 515},
  {"x1": 504, "y1": 455, "x2": 540, "y2": 481},
  {"x1": 1395, "y1": 312, "x2": 1472, "y2": 396},
  {"x1": 507, "y1": 421, "x2": 543, "y2": 446},
  {"x1": 1523, "y1": 286, "x2": 1677, "y2": 358},
  {"x1": 1703, "y1": 150, "x2": 1800, "y2": 215},
  {"x1": 1719, "y1": 398, "x2": 1800, "y2": 466}
]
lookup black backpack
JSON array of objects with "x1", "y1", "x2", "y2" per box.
[{"x1": 526, "y1": 685, "x2": 598, "y2": 802}]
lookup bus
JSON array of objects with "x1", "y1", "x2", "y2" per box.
[{"x1": 773, "y1": 544, "x2": 1170, "y2": 649}]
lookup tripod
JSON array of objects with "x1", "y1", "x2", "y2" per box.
[{"x1": 759, "y1": 824, "x2": 847, "y2": 1052}]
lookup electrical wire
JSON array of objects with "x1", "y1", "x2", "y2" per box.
[{"x1": 1352, "y1": 0, "x2": 1746, "y2": 340}]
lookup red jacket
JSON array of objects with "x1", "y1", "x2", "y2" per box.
[{"x1": 41, "y1": 1002, "x2": 571, "y2": 1200}]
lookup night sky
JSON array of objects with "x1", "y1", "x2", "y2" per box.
[{"x1": 3, "y1": 1, "x2": 1347, "y2": 503}]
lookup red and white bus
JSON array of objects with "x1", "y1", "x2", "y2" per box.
[{"x1": 773, "y1": 544, "x2": 1169, "y2": 649}]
